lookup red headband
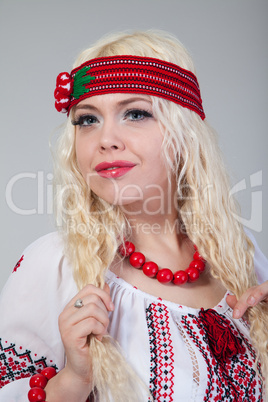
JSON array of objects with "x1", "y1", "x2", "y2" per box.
[{"x1": 54, "y1": 55, "x2": 205, "y2": 120}]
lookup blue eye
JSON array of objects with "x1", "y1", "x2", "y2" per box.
[
  {"x1": 72, "y1": 114, "x2": 98, "y2": 126},
  {"x1": 124, "y1": 109, "x2": 153, "y2": 121}
]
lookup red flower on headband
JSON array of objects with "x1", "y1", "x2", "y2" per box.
[
  {"x1": 54, "y1": 72, "x2": 73, "y2": 113},
  {"x1": 198, "y1": 308, "x2": 246, "y2": 361}
]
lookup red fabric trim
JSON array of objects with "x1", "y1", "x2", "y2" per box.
[
  {"x1": 181, "y1": 314, "x2": 264, "y2": 401},
  {"x1": 12, "y1": 255, "x2": 24, "y2": 273},
  {"x1": 69, "y1": 56, "x2": 205, "y2": 119},
  {"x1": 55, "y1": 55, "x2": 206, "y2": 119},
  {"x1": 146, "y1": 302, "x2": 175, "y2": 401}
]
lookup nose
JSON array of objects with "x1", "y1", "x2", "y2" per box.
[{"x1": 98, "y1": 119, "x2": 125, "y2": 152}]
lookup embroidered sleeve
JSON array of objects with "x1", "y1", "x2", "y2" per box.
[{"x1": 0, "y1": 233, "x2": 77, "y2": 397}]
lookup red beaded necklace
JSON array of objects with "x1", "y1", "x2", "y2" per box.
[{"x1": 118, "y1": 241, "x2": 206, "y2": 285}]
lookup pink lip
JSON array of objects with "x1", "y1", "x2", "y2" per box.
[{"x1": 95, "y1": 160, "x2": 136, "y2": 178}]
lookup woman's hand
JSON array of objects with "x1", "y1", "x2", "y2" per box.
[
  {"x1": 226, "y1": 280, "x2": 268, "y2": 319},
  {"x1": 58, "y1": 283, "x2": 114, "y2": 383},
  {"x1": 44, "y1": 283, "x2": 114, "y2": 401}
]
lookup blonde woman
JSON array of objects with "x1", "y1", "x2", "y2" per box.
[{"x1": 0, "y1": 30, "x2": 267, "y2": 402}]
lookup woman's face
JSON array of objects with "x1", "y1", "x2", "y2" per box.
[{"x1": 74, "y1": 93, "x2": 176, "y2": 215}]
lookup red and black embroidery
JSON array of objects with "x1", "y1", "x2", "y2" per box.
[
  {"x1": 0, "y1": 339, "x2": 57, "y2": 388},
  {"x1": 181, "y1": 312, "x2": 263, "y2": 401},
  {"x1": 146, "y1": 302, "x2": 175, "y2": 401},
  {"x1": 198, "y1": 308, "x2": 246, "y2": 361},
  {"x1": 12, "y1": 255, "x2": 24, "y2": 273}
]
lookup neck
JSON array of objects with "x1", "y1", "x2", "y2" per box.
[
  {"x1": 125, "y1": 210, "x2": 187, "y2": 255},
  {"x1": 123, "y1": 175, "x2": 182, "y2": 242}
]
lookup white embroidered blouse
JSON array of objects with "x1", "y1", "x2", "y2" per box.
[{"x1": 0, "y1": 232, "x2": 267, "y2": 401}]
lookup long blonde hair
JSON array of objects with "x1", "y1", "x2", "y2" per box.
[{"x1": 54, "y1": 30, "x2": 267, "y2": 400}]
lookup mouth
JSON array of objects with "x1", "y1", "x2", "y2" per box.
[{"x1": 95, "y1": 160, "x2": 136, "y2": 178}]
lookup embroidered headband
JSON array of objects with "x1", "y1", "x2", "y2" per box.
[{"x1": 54, "y1": 55, "x2": 205, "y2": 120}]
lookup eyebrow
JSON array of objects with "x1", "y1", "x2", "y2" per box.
[
  {"x1": 74, "y1": 96, "x2": 152, "y2": 112},
  {"x1": 117, "y1": 96, "x2": 152, "y2": 106}
]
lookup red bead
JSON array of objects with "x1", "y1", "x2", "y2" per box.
[
  {"x1": 129, "y1": 252, "x2": 145, "y2": 268},
  {"x1": 118, "y1": 242, "x2": 135, "y2": 257},
  {"x1": 28, "y1": 387, "x2": 46, "y2": 402},
  {"x1": 189, "y1": 259, "x2": 205, "y2": 272},
  {"x1": 173, "y1": 270, "x2": 188, "y2": 285},
  {"x1": 29, "y1": 374, "x2": 47, "y2": 389},
  {"x1": 120, "y1": 240, "x2": 205, "y2": 286},
  {"x1": 157, "y1": 268, "x2": 173, "y2": 283},
  {"x1": 185, "y1": 267, "x2": 200, "y2": 282},
  {"x1": 193, "y1": 251, "x2": 206, "y2": 262},
  {"x1": 41, "y1": 367, "x2": 57, "y2": 380},
  {"x1": 143, "y1": 261, "x2": 158, "y2": 278}
]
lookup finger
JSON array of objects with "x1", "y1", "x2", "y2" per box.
[
  {"x1": 226, "y1": 294, "x2": 237, "y2": 310},
  {"x1": 61, "y1": 297, "x2": 110, "y2": 332},
  {"x1": 62, "y1": 295, "x2": 106, "y2": 326},
  {"x1": 233, "y1": 282, "x2": 268, "y2": 319},
  {"x1": 67, "y1": 284, "x2": 114, "y2": 312},
  {"x1": 103, "y1": 283, "x2": 114, "y2": 310},
  {"x1": 226, "y1": 294, "x2": 245, "y2": 319},
  {"x1": 60, "y1": 304, "x2": 110, "y2": 342},
  {"x1": 246, "y1": 281, "x2": 268, "y2": 306},
  {"x1": 227, "y1": 282, "x2": 268, "y2": 319},
  {"x1": 104, "y1": 283, "x2": 111, "y2": 296},
  {"x1": 71, "y1": 302, "x2": 110, "y2": 328},
  {"x1": 232, "y1": 299, "x2": 251, "y2": 319},
  {"x1": 63, "y1": 317, "x2": 108, "y2": 349},
  {"x1": 230, "y1": 288, "x2": 258, "y2": 319},
  {"x1": 72, "y1": 315, "x2": 109, "y2": 339}
]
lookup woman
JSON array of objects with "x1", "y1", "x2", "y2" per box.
[{"x1": 0, "y1": 30, "x2": 267, "y2": 402}]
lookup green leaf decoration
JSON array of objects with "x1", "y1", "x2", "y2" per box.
[{"x1": 72, "y1": 66, "x2": 95, "y2": 99}]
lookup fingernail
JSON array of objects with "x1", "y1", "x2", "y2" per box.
[
  {"x1": 109, "y1": 301, "x2": 114, "y2": 311},
  {"x1": 233, "y1": 309, "x2": 240, "y2": 319},
  {"x1": 247, "y1": 296, "x2": 256, "y2": 305}
]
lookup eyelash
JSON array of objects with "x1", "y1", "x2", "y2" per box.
[
  {"x1": 72, "y1": 109, "x2": 153, "y2": 127},
  {"x1": 123, "y1": 109, "x2": 153, "y2": 121},
  {"x1": 72, "y1": 115, "x2": 98, "y2": 127}
]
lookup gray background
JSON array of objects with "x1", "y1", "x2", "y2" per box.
[{"x1": 1, "y1": 0, "x2": 267, "y2": 291}]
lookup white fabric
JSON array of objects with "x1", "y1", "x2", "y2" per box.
[
  {"x1": 0, "y1": 233, "x2": 78, "y2": 401},
  {"x1": 0, "y1": 231, "x2": 267, "y2": 401}
]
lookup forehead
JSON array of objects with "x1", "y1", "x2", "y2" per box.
[{"x1": 73, "y1": 93, "x2": 152, "y2": 111}]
